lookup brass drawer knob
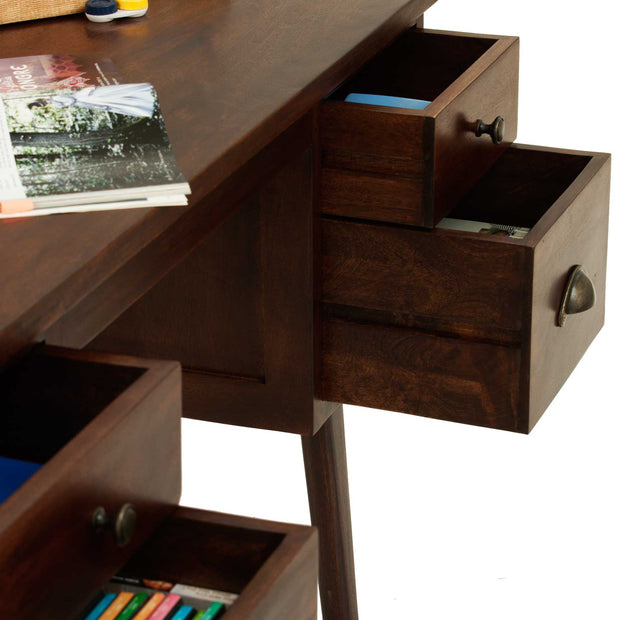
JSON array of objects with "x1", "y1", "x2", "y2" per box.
[
  {"x1": 557, "y1": 265, "x2": 596, "y2": 327},
  {"x1": 475, "y1": 116, "x2": 505, "y2": 145},
  {"x1": 92, "y1": 503, "x2": 137, "y2": 548}
]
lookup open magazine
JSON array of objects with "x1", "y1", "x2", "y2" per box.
[
  {"x1": 0, "y1": 54, "x2": 122, "y2": 93},
  {"x1": 0, "y1": 55, "x2": 190, "y2": 218}
]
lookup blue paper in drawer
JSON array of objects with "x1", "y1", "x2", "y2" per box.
[
  {"x1": 344, "y1": 93, "x2": 430, "y2": 110},
  {"x1": 0, "y1": 455, "x2": 41, "y2": 503}
]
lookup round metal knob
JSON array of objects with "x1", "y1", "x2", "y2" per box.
[
  {"x1": 557, "y1": 265, "x2": 596, "y2": 327},
  {"x1": 92, "y1": 503, "x2": 137, "y2": 548},
  {"x1": 475, "y1": 116, "x2": 505, "y2": 145}
]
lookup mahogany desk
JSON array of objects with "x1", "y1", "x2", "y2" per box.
[
  {"x1": 0, "y1": 1, "x2": 441, "y2": 617},
  {"x1": 0, "y1": 0, "x2": 610, "y2": 618}
]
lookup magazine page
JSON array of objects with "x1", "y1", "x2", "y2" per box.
[
  {"x1": 0, "y1": 83, "x2": 190, "y2": 216},
  {"x1": 0, "y1": 195, "x2": 189, "y2": 219},
  {"x1": 0, "y1": 96, "x2": 25, "y2": 202},
  {"x1": 0, "y1": 54, "x2": 121, "y2": 94}
]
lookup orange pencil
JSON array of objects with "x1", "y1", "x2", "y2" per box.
[
  {"x1": 99, "y1": 592, "x2": 134, "y2": 619},
  {"x1": 132, "y1": 592, "x2": 166, "y2": 620}
]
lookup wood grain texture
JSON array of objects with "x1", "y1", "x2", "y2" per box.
[
  {"x1": 121, "y1": 508, "x2": 318, "y2": 620},
  {"x1": 446, "y1": 144, "x2": 609, "y2": 431},
  {"x1": 318, "y1": 145, "x2": 611, "y2": 433},
  {"x1": 320, "y1": 103, "x2": 426, "y2": 176},
  {"x1": 302, "y1": 406, "x2": 359, "y2": 620},
  {"x1": 320, "y1": 29, "x2": 518, "y2": 226},
  {"x1": 320, "y1": 319, "x2": 522, "y2": 431},
  {"x1": 0, "y1": 347, "x2": 181, "y2": 617},
  {"x1": 527, "y1": 152, "x2": 610, "y2": 430},
  {"x1": 431, "y1": 33, "x2": 519, "y2": 225},
  {"x1": 90, "y1": 147, "x2": 324, "y2": 435},
  {"x1": 0, "y1": 0, "x2": 437, "y2": 368},
  {"x1": 0, "y1": 0, "x2": 437, "y2": 200},
  {"x1": 321, "y1": 168, "x2": 425, "y2": 225},
  {"x1": 91, "y1": 196, "x2": 265, "y2": 381},
  {"x1": 43, "y1": 116, "x2": 310, "y2": 354},
  {"x1": 0, "y1": 204, "x2": 182, "y2": 370},
  {"x1": 321, "y1": 218, "x2": 527, "y2": 334}
]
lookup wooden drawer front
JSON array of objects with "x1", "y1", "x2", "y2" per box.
[
  {"x1": 320, "y1": 29, "x2": 519, "y2": 227},
  {"x1": 320, "y1": 145, "x2": 611, "y2": 432},
  {"x1": 322, "y1": 218, "x2": 527, "y2": 339},
  {"x1": 0, "y1": 346, "x2": 181, "y2": 617},
  {"x1": 118, "y1": 508, "x2": 318, "y2": 620},
  {"x1": 321, "y1": 318, "x2": 522, "y2": 431}
]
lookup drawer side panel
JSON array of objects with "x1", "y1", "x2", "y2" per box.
[
  {"x1": 432, "y1": 37, "x2": 519, "y2": 224},
  {"x1": 529, "y1": 155, "x2": 610, "y2": 430}
]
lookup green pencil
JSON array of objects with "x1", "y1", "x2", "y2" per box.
[
  {"x1": 203, "y1": 602, "x2": 225, "y2": 619},
  {"x1": 116, "y1": 592, "x2": 149, "y2": 620}
]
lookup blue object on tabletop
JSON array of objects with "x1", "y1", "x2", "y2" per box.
[
  {"x1": 344, "y1": 93, "x2": 430, "y2": 110},
  {"x1": 0, "y1": 456, "x2": 41, "y2": 504}
]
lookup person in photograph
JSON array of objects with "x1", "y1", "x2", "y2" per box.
[{"x1": 28, "y1": 83, "x2": 155, "y2": 117}]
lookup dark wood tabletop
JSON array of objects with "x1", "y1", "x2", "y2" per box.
[{"x1": 0, "y1": 0, "x2": 435, "y2": 367}]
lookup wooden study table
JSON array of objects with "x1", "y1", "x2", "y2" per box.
[
  {"x1": 0, "y1": 1, "x2": 440, "y2": 617},
  {"x1": 0, "y1": 0, "x2": 610, "y2": 617}
]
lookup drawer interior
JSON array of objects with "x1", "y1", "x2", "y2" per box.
[
  {"x1": 110, "y1": 508, "x2": 317, "y2": 618},
  {"x1": 327, "y1": 29, "x2": 496, "y2": 105},
  {"x1": 444, "y1": 146, "x2": 592, "y2": 231},
  {"x1": 119, "y1": 514, "x2": 283, "y2": 596},
  {"x1": 0, "y1": 348, "x2": 145, "y2": 466}
]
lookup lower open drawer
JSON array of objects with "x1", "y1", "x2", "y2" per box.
[
  {"x1": 319, "y1": 144, "x2": 611, "y2": 432},
  {"x1": 110, "y1": 507, "x2": 318, "y2": 620},
  {"x1": 0, "y1": 346, "x2": 317, "y2": 618},
  {"x1": 0, "y1": 345, "x2": 182, "y2": 615}
]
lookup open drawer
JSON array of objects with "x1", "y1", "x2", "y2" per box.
[
  {"x1": 319, "y1": 145, "x2": 611, "y2": 432},
  {"x1": 0, "y1": 346, "x2": 317, "y2": 618},
  {"x1": 115, "y1": 507, "x2": 318, "y2": 620},
  {"x1": 320, "y1": 28, "x2": 519, "y2": 228},
  {"x1": 0, "y1": 345, "x2": 182, "y2": 615}
]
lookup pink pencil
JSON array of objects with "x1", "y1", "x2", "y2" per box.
[{"x1": 147, "y1": 594, "x2": 182, "y2": 620}]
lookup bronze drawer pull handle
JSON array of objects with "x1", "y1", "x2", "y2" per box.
[
  {"x1": 475, "y1": 116, "x2": 505, "y2": 144},
  {"x1": 557, "y1": 265, "x2": 596, "y2": 327},
  {"x1": 92, "y1": 503, "x2": 137, "y2": 548}
]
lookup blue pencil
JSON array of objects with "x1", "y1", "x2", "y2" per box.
[{"x1": 83, "y1": 593, "x2": 117, "y2": 620}]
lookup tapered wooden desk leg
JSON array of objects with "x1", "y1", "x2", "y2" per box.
[{"x1": 302, "y1": 405, "x2": 359, "y2": 620}]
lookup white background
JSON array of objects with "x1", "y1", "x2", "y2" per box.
[{"x1": 181, "y1": 2, "x2": 619, "y2": 618}]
